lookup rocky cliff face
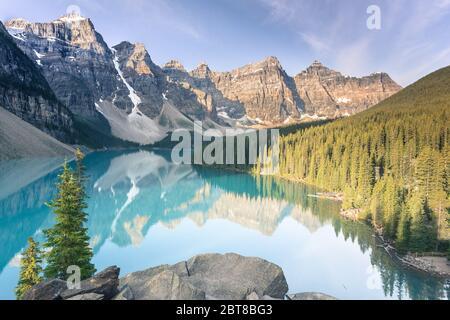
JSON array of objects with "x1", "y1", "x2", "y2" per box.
[
  {"x1": 294, "y1": 61, "x2": 402, "y2": 117},
  {"x1": 165, "y1": 57, "x2": 400, "y2": 125},
  {"x1": 208, "y1": 57, "x2": 304, "y2": 123},
  {"x1": 5, "y1": 14, "x2": 128, "y2": 119},
  {"x1": 112, "y1": 41, "x2": 165, "y2": 118},
  {"x1": 163, "y1": 57, "x2": 304, "y2": 125},
  {"x1": 0, "y1": 21, "x2": 73, "y2": 142},
  {"x1": 5, "y1": 14, "x2": 218, "y2": 146},
  {"x1": 3, "y1": 13, "x2": 402, "y2": 147}
]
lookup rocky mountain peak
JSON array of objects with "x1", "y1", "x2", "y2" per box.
[
  {"x1": 4, "y1": 18, "x2": 30, "y2": 31},
  {"x1": 294, "y1": 61, "x2": 401, "y2": 117},
  {"x1": 230, "y1": 56, "x2": 284, "y2": 78},
  {"x1": 113, "y1": 41, "x2": 155, "y2": 76},
  {"x1": 53, "y1": 11, "x2": 87, "y2": 24},
  {"x1": 263, "y1": 56, "x2": 282, "y2": 67},
  {"x1": 303, "y1": 60, "x2": 338, "y2": 78},
  {"x1": 6, "y1": 14, "x2": 110, "y2": 55},
  {"x1": 163, "y1": 60, "x2": 186, "y2": 72},
  {"x1": 310, "y1": 60, "x2": 324, "y2": 68},
  {"x1": 0, "y1": 20, "x2": 73, "y2": 141},
  {"x1": 368, "y1": 71, "x2": 391, "y2": 80},
  {"x1": 191, "y1": 62, "x2": 212, "y2": 78}
]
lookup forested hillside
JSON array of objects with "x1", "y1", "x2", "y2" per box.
[{"x1": 270, "y1": 66, "x2": 450, "y2": 253}]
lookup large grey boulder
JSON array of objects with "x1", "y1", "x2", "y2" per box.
[
  {"x1": 60, "y1": 266, "x2": 120, "y2": 300},
  {"x1": 121, "y1": 253, "x2": 288, "y2": 300},
  {"x1": 67, "y1": 293, "x2": 104, "y2": 300},
  {"x1": 22, "y1": 279, "x2": 67, "y2": 300},
  {"x1": 185, "y1": 253, "x2": 288, "y2": 299},
  {"x1": 112, "y1": 285, "x2": 134, "y2": 300},
  {"x1": 287, "y1": 292, "x2": 337, "y2": 300},
  {"x1": 136, "y1": 270, "x2": 205, "y2": 300}
]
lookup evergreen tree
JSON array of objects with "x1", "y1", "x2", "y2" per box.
[
  {"x1": 396, "y1": 204, "x2": 411, "y2": 252},
  {"x1": 44, "y1": 160, "x2": 96, "y2": 280},
  {"x1": 408, "y1": 193, "x2": 437, "y2": 252},
  {"x1": 251, "y1": 65, "x2": 450, "y2": 254},
  {"x1": 383, "y1": 177, "x2": 400, "y2": 239},
  {"x1": 15, "y1": 237, "x2": 43, "y2": 300},
  {"x1": 74, "y1": 148, "x2": 87, "y2": 186}
]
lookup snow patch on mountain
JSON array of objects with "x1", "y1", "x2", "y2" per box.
[
  {"x1": 94, "y1": 48, "x2": 171, "y2": 145},
  {"x1": 111, "y1": 48, "x2": 142, "y2": 109},
  {"x1": 336, "y1": 97, "x2": 352, "y2": 104},
  {"x1": 301, "y1": 114, "x2": 328, "y2": 121},
  {"x1": 33, "y1": 49, "x2": 45, "y2": 59},
  {"x1": 55, "y1": 12, "x2": 86, "y2": 23},
  {"x1": 95, "y1": 100, "x2": 166, "y2": 145}
]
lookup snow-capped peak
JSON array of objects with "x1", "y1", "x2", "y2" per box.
[{"x1": 55, "y1": 12, "x2": 86, "y2": 23}]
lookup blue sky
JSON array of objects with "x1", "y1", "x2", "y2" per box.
[{"x1": 1, "y1": 0, "x2": 450, "y2": 86}]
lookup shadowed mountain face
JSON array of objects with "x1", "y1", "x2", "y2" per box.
[
  {"x1": 4, "y1": 15, "x2": 218, "y2": 146},
  {"x1": 0, "y1": 108, "x2": 74, "y2": 160},
  {"x1": 0, "y1": 21, "x2": 73, "y2": 142},
  {"x1": 0, "y1": 150, "x2": 448, "y2": 300}
]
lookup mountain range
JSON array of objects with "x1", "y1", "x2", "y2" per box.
[{"x1": 1, "y1": 12, "x2": 402, "y2": 153}]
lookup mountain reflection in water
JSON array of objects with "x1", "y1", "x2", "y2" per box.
[{"x1": 0, "y1": 150, "x2": 448, "y2": 300}]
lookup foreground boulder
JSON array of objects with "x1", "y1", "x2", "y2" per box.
[
  {"x1": 112, "y1": 285, "x2": 134, "y2": 300},
  {"x1": 24, "y1": 254, "x2": 291, "y2": 300},
  {"x1": 22, "y1": 279, "x2": 67, "y2": 300},
  {"x1": 67, "y1": 293, "x2": 105, "y2": 300},
  {"x1": 60, "y1": 266, "x2": 120, "y2": 300},
  {"x1": 23, "y1": 266, "x2": 120, "y2": 300},
  {"x1": 287, "y1": 292, "x2": 337, "y2": 300},
  {"x1": 120, "y1": 253, "x2": 289, "y2": 300}
]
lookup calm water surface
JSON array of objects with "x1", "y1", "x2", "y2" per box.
[{"x1": 0, "y1": 150, "x2": 448, "y2": 300}]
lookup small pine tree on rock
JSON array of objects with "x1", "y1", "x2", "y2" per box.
[
  {"x1": 15, "y1": 237, "x2": 43, "y2": 300},
  {"x1": 44, "y1": 159, "x2": 95, "y2": 280}
]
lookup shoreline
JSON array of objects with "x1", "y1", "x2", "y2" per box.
[
  {"x1": 265, "y1": 173, "x2": 450, "y2": 279},
  {"x1": 197, "y1": 165, "x2": 450, "y2": 279}
]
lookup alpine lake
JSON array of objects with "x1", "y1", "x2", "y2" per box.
[{"x1": 0, "y1": 150, "x2": 448, "y2": 300}]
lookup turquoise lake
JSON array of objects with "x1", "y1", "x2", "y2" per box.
[{"x1": 0, "y1": 150, "x2": 448, "y2": 300}]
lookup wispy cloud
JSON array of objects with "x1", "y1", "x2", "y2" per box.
[
  {"x1": 255, "y1": 0, "x2": 450, "y2": 85},
  {"x1": 397, "y1": 46, "x2": 450, "y2": 85},
  {"x1": 335, "y1": 38, "x2": 372, "y2": 77},
  {"x1": 3, "y1": 0, "x2": 450, "y2": 85},
  {"x1": 126, "y1": 0, "x2": 203, "y2": 40},
  {"x1": 258, "y1": 0, "x2": 297, "y2": 22},
  {"x1": 299, "y1": 32, "x2": 330, "y2": 53}
]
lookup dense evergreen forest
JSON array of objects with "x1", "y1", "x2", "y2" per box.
[{"x1": 261, "y1": 66, "x2": 450, "y2": 254}]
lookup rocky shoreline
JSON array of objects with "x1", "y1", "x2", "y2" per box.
[
  {"x1": 22, "y1": 253, "x2": 337, "y2": 301},
  {"x1": 305, "y1": 190, "x2": 450, "y2": 279},
  {"x1": 384, "y1": 247, "x2": 450, "y2": 278}
]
